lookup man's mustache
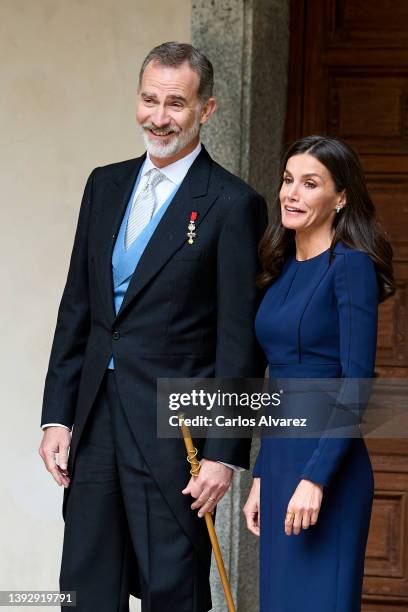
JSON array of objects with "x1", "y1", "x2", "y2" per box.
[{"x1": 142, "y1": 122, "x2": 182, "y2": 135}]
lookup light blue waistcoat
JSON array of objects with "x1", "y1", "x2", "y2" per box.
[{"x1": 107, "y1": 164, "x2": 180, "y2": 369}]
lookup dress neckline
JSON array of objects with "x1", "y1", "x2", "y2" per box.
[{"x1": 295, "y1": 247, "x2": 330, "y2": 263}]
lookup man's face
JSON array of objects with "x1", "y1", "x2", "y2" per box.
[{"x1": 136, "y1": 60, "x2": 207, "y2": 159}]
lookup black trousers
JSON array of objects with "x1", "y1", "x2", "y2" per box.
[{"x1": 60, "y1": 371, "x2": 211, "y2": 611}]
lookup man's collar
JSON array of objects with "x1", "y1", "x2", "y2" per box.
[{"x1": 142, "y1": 141, "x2": 202, "y2": 184}]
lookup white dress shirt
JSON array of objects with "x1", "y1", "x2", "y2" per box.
[{"x1": 135, "y1": 140, "x2": 202, "y2": 212}]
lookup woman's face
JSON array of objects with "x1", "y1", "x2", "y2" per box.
[{"x1": 280, "y1": 153, "x2": 345, "y2": 233}]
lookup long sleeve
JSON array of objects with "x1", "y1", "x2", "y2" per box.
[
  {"x1": 41, "y1": 423, "x2": 71, "y2": 430},
  {"x1": 40, "y1": 169, "x2": 96, "y2": 429},
  {"x1": 300, "y1": 250, "x2": 379, "y2": 487},
  {"x1": 202, "y1": 191, "x2": 268, "y2": 469}
]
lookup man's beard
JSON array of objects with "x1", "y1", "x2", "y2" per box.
[{"x1": 140, "y1": 110, "x2": 201, "y2": 159}]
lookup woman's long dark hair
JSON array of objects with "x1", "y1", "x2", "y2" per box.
[{"x1": 258, "y1": 135, "x2": 395, "y2": 302}]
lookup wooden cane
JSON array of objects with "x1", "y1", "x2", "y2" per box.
[{"x1": 179, "y1": 415, "x2": 236, "y2": 612}]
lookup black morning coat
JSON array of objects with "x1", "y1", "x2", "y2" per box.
[{"x1": 41, "y1": 145, "x2": 268, "y2": 588}]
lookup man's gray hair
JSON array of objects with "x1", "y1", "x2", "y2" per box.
[{"x1": 139, "y1": 42, "x2": 214, "y2": 103}]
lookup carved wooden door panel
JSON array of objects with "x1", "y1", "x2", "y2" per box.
[{"x1": 287, "y1": 1, "x2": 408, "y2": 608}]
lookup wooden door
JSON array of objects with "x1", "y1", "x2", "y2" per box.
[{"x1": 286, "y1": 1, "x2": 408, "y2": 609}]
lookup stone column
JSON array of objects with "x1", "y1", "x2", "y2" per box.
[{"x1": 191, "y1": 1, "x2": 290, "y2": 610}]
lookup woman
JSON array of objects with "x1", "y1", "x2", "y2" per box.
[{"x1": 243, "y1": 135, "x2": 395, "y2": 611}]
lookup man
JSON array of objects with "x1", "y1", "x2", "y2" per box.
[{"x1": 39, "y1": 42, "x2": 267, "y2": 611}]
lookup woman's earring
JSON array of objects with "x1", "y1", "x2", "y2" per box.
[{"x1": 335, "y1": 204, "x2": 342, "y2": 213}]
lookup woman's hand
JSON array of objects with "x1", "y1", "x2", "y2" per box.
[
  {"x1": 243, "y1": 478, "x2": 260, "y2": 536},
  {"x1": 285, "y1": 478, "x2": 323, "y2": 536}
]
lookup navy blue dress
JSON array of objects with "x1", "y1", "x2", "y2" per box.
[{"x1": 253, "y1": 242, "x2": 378, "y2": 612}]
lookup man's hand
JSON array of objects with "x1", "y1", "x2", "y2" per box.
[
  {"x1": 39, "y1": 427, "x2": 71, "y2": 488},
  {"x1": 181, "y1": 458, "x2": 233, "y2": 517}
]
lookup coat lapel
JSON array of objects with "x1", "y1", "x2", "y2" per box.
[
  {"x1": 115, "y1": 146, "x2": 217, "y2": 320},
  {"x1": 94, "y1": 155, "x2": 146, "y2": 323}
]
